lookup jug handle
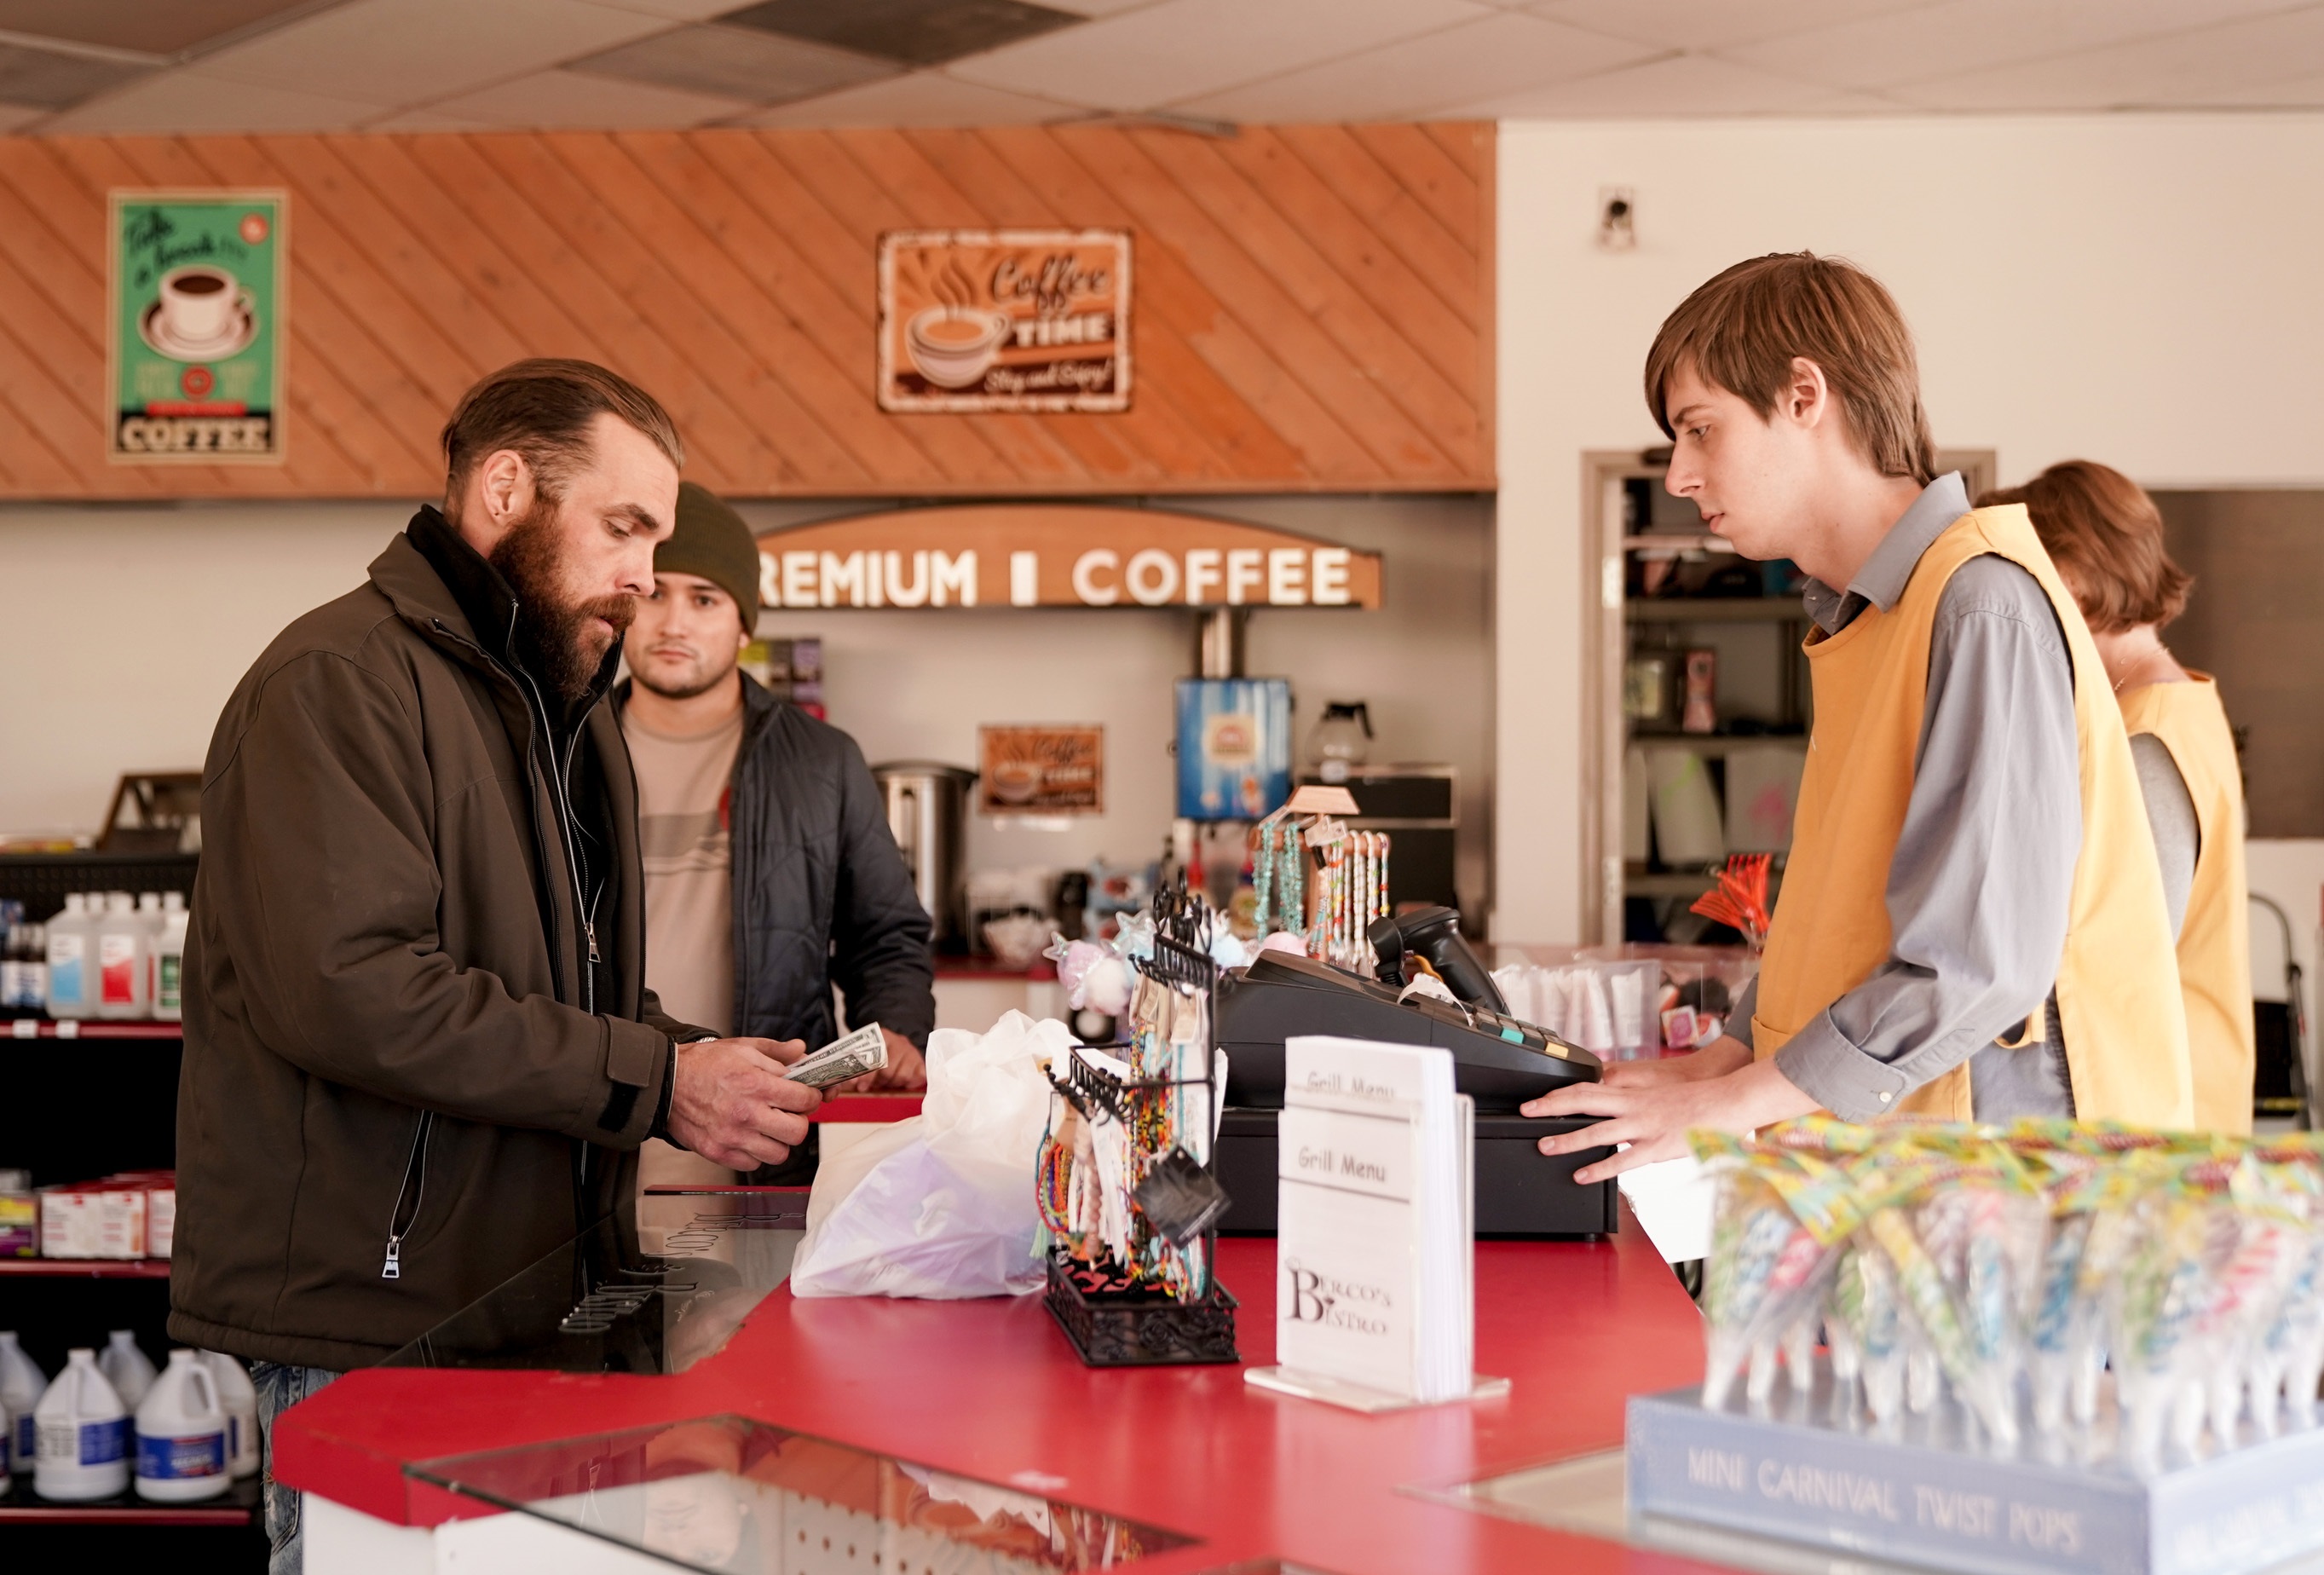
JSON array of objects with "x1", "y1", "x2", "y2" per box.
[{"x1": 895, "y1": 786, "x2": 920, "y2": 873}]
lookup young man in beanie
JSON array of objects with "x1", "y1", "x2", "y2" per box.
[
  {"x1": 620, "y1": 482, "x2": 935, "y2": 1188},
  {"x1": 1527, "y1": 254, "x2": 2192, "y2": 1178}
]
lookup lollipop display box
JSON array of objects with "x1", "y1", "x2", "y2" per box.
[{"x1": 1627, "y1": 1365, "x2": 2324, "y2": 1575}]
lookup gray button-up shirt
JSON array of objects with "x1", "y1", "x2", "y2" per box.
[{"x1": 1729, "y1": 473, "x2": 2084, "y2": 1121}]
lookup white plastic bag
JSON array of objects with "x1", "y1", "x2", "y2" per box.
[{"x1": 789, "y1": 1011, "x2": 1072, "y2": 1299}]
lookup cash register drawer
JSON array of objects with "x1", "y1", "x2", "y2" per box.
[{"x1": 1213, "y1": 1107, "x2": 1619, "y2": 1238}]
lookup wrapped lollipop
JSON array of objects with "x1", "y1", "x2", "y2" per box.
[
  {"x1": 1854, "y1": 1145, "x2": 2043, "y2": 1447},
  {"x1": 1825, "y1": 1239, "x2": 1907, "y2": 1424},
  {"x1": 2233, "y1": 1142, "x2": 2324, "y2": 1431},
  {"x1": 2112, "y1": 1178, "x2": 2217, "y2": 1471},
  {"x1": 1693, "y1": 1134, "x2": 1856, "y2": 1411}
]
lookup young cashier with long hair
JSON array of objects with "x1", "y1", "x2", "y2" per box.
[
  {"x1": 1980, "y1": 461, "x2": 2253, "y2": 1134},
  {"x1": 1528, "y1": 254, "x2": 2194, "y2": 1180}
]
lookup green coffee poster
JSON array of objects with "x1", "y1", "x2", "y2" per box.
[{"x1": 108, "y1": 191, "x2": 285, "y2": 463}]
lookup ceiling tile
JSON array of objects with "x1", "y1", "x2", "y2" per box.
[
  {"x1": 721, "y1": 0, "x2": 1081, "y2": 67},
  {"x1": 1441, "y1": 49, "x2": 1837, "y2": 116},
  {"x1": 0, "y1": 39, "x2": 153, "y2": 107},
  {"x1": 1889, "y1": 3, "x2": 2324, "y2": 109},
  {"x1": 413, "y1": 64, "x2": 751, "y2": 125},
  {"x1": 193, "y1": 0, "x2": 673, "y2": 102},
  {"x1": 1723, "y1": 0, "x2": 2305, "y2": 92},
  {"x1": 568, "y1": 20, "x2": 896, "y2": 104},
  {"x1": 1529, "y1": 0, "x2": 1942, "y2": 53},
  {"x1": 1174, "y1": 12, "x2": 1659, "y2": 121},
  {"x1": 0, "y1": 0, "x2": 328, "y2": 58},
  {"x1": 945, "y1": 0, "x2": 1491, "y2": 112},
  {"x1": 733, "y1": 67, "x2": 1076, "y2": 124},
  {"x1": 40, "y1": 66, "x2": 389, "y2": 132}
]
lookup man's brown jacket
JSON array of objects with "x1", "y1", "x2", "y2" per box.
[{"x1": 170, "y1": 510, "x2": 697, "y2": 1370}]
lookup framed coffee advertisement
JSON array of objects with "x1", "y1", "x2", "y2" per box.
[
  {"x1": 107, "y1": 190, "x2": 286, "y2": 464},
  {"x1": 979, "y1": 724, "x2": 1104, "y2": 816},
  {"x1": 879, "y1": 229, "x2": 1130, "y2": 413}
]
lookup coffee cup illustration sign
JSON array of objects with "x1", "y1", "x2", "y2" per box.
[
  {"x1": 108, "y1": 191, "x2": 285, "y2": 464},
  {"x1": 879, "y1": 229, "x2": 1130, "y2": 413}
]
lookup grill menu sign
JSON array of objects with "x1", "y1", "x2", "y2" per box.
[
  {"x1": 107, "y1": 191, "x2": 286, "y2": 464},
  {"x1": 878, "y1": 228, "x2": 1129, "y2": 413}
]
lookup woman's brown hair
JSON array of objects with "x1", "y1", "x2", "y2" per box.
[
  {"x1": 1977, "y1": 460, "x2": 2192, "y2": 633},
  {"x1": 1644, "y1": 251, "x2": 1935, "y2": 485}
]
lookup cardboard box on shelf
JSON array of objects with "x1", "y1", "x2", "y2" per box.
[
  {"x1": 40, "y1": 1181, "x2": 147, "y2": 1259},
  {"x1": 0, "y1": 1189, "x2": 34, "y2": 1257},
  {"x1": 100, "y1": 1169, "x2": 176, "y2": 1259}
]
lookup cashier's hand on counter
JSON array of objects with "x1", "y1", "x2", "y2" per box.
[
  {"x1": 831, "y1": 1028, "x2": 929, "y2": 1095},
  {"x1": 668, "y1": 1036, "x2": 820, "y2": 1168},
  {"x1": 1522, "y1": 1036, "x2": 1820, "y2": 1186}
]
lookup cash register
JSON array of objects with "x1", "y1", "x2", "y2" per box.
[{"x1": 1212, "y1": 908, "x2": 1621, "y2": 1237}]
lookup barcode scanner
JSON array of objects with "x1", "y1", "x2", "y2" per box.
[{"x1": 1368, "y1": 906, "x2": 1508, "y2": 1016}]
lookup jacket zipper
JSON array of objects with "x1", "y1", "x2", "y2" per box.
[
  {"x1": 381, "y1": 1111, "x2": 435, "y2": 1279},
  {"x1": 429, "y1": 613, "x2": 605, "y2": 1222},
  {"x1": 519, "y1": 663, "x2": 600, "y2": 1018}
]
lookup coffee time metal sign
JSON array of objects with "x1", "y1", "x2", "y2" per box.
[
  {"x1": 754, "y1": 505, "x2": 1381, "y2": 611},
  {"x1": 107, "y1": 190, "x2": 286, "y2": 464},
  {"x1": 878, "y1": 228, "x2": 1129, "y2": 413}
]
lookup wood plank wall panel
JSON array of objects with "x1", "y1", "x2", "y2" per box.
[{"x1": 0, "y1": 123, "x2": 1493, "y2": 500}]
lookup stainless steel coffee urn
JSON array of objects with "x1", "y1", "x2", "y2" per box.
[{"x1": 871, "y1": 762, "x2": 976, "y2": 947}]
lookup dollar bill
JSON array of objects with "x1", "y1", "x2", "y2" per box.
[{"x1": 786, "y1": 1022, "x2": 888, "y2": 1090}]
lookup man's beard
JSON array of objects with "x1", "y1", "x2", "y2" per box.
[{"x1": 488, "y1": 500, "x2": 635, "y2": 704}]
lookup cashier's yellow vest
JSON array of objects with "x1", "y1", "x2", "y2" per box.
[
  {"x1": 2118, "y1": 675, "x2": 2253, "y2": 1134},
  {"x1": 1750, "y1": 504, "x2": 2193, "y2": 1127}
]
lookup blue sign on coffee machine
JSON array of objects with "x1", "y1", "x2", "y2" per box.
[{"x1": 1174, "y1": 678, "x2": 1292, "y2": 822}]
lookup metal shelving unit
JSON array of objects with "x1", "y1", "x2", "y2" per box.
[{"x1": 1581, "y1": 447, "x2": 1996, "y2": 943}]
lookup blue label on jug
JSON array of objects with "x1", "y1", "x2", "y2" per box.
[
  {"x1": 78, "y1": 1416, "x2": 129, "y2": 1465},
  {"x1": 49, "y1": 957, "x2": 81, "y2": 1001},
  {"x1": 14, "y1": 1413, "x2": 31, "y2": 1462},
  {"x1": 137, "y1": 1430, "x2": 224, "y2": 1480}
]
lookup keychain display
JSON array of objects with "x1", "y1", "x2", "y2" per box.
[{"x1": 1036, "y1": 883, "x2": 1237, "y2": 1365}]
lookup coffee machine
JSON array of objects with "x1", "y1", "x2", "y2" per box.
[{"x1": 870, "y1": 762, "x2": 974, "y2": 948}]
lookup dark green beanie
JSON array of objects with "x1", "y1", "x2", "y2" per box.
[{"x1": 656, "y1": 481, "x2": 761, "y2": 632}]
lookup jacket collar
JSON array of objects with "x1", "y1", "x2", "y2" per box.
[{"x1": 378, "y1": 506, "x2": 624, "y2": 727}]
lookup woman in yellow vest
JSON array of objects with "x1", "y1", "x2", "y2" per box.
[
  {"x1": 1980, "y1": 461, "x2": 2253, "y2": 1134},
  {"x1": 1530, "y1": 255, "x2": 2193, "y2": 1184}
]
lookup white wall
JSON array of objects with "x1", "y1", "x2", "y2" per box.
[
  {"x1": 743, "y1": 493, "x2": 1496, "y2": 910},
  {"x1": 0, "y1": 493, "x2": 1493, "y2": 920},
  {"x1": 1, "y1": 501, "x2": 406, "y2": 834},
  {"x1": 1496, "y1": 112, "x2": 2324, "y2": 945}
]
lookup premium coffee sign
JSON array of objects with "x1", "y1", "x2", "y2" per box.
[
  {"x1": 756, "y1": 505, "x2": 1381, "y2": 611},
  {"x1": 878, "y1": 228, "x2": 1129, "y2": 413},
  {"x1": 107, "y1": 191, "x2": 285, "y2": 464}
]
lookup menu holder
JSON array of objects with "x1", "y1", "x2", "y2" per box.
[{"x1": 1245, "y1": 1035, "x2": 1508, "y2": 1413}]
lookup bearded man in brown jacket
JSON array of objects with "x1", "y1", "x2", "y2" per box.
[{"x1": 173, "y1": 361, "x2": 821, "y2": 1574}]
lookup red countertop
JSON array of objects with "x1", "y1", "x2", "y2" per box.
[{"x1": 276, "y1": 1215, "x2": 1719, "y2": 1574}]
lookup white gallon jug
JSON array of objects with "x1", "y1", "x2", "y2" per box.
[
  {"x1": 134, "y1": 1349, "x2": 228, "y2": 1502},
  {"x1": 200, "y1": 1351, "x2": 260, "y2": 1480},
  {"x1": 98, "y1": 1330, "x2": 156, "y2": 1411},
  {"x1": 34, "y1": 1348, "x2": 129, "y2": 1501},
  {"x1": 0, "y1": 1331, "x2": 46, "y2": 1474}
]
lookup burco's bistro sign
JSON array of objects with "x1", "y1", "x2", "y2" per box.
[{"x1": 754, "y1": 505, "x2": 1381, "y2": 611}]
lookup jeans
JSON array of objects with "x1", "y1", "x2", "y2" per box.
[{"x1": 251, "y1": 1361, "x2": 342, "y2": 1575}]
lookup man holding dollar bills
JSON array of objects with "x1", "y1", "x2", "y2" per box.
[{"x1": 619, "y1": 482, "x2": 937, "y2": 1190}]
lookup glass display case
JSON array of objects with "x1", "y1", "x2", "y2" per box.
[{"x1": 409, "y1": 1416, "x2": 1193, "y2": 1575}]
